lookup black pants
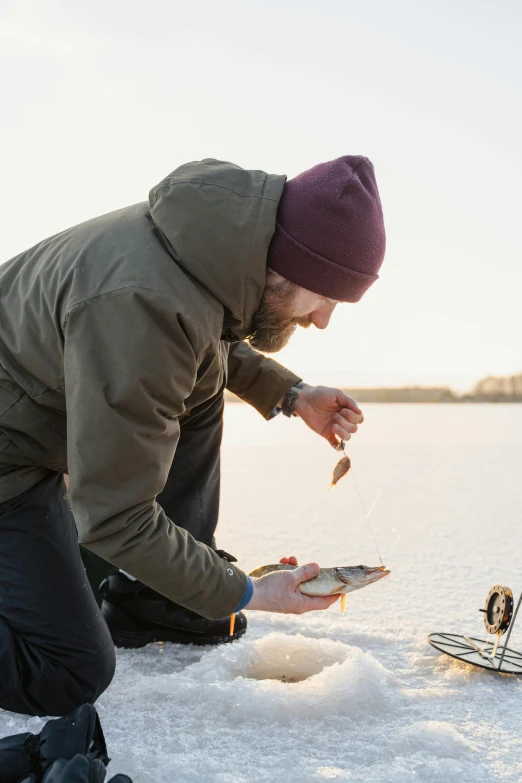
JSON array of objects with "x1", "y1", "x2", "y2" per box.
[{"x1": 0, "y1": 395, "x2": 224, "y2": 716}]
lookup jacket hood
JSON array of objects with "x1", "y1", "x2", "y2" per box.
[{"x1": 148, "y1": 159, "x2": 286, "y2": 340}]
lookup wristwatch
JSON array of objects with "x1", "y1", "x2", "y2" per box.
[{"x1": 282, "y1": 381, "x2": 305, "y2": 417}]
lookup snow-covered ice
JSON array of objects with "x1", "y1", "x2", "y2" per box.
[{"x1": 2, "y1": 403, "x2": 522, "y2": 782}]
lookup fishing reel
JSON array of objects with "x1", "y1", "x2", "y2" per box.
[
  {"x1": 428, "y1": 583, "x2": 522, "y2": 675},
  {"x1": 481, "y1": 585, "x2": 513, "y2": 635}
]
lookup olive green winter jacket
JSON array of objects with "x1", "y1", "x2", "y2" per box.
[{"x1": 0, "y1": 159, "x2": 300, "y2": 619}]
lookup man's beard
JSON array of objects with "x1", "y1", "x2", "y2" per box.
[{"x1": 248, "y1": 278, "x2": 311, "y2": 353}]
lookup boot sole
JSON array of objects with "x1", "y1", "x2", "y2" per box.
[
  {"x1": 102, "y1": 602, "x2": 246, "y2": 649},
  {"x1": 109, "y1": 625, "x2": 246, "y2": 649}
]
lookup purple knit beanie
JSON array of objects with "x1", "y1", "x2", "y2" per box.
[{"x1": 267, "y1": 155, "x2": 386, "y2": 302}]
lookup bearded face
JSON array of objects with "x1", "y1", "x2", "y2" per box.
[{"x1": 248, "y1": 276, "x2": 312, "y2": 353}]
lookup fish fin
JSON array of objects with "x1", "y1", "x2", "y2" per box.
[
  {"x1": 329, "y1": 482, "x2": 336, "y2": 492},
  {"x1": 340, "y1": 595, "x2": 347, "y2": 614},
  {"x1": 229, "y1": 614, "x2": 236, "y2": 636}
]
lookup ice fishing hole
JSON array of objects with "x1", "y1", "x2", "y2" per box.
[{"x1": 241, "y1": 634, "x2": 348, "y2": 684}]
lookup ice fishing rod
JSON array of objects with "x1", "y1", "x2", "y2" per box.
[{"x1": 429, "y1": 585, "x2": 522, "y2": 675}]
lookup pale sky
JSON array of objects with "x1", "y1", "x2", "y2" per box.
[{"x1": 1, "y1": 0, "x2": 520, "y2": 391}]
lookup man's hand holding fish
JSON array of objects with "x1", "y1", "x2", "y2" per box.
[{"x1": 246, "y1": 562, "x2": 341, "y2": 614}]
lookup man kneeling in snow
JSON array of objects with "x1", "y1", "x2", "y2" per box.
[{"x1": 0, "y1": 156, "x2": 385, "y2": 716}]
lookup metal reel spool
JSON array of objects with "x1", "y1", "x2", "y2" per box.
[{"x1": 481, "y1": 585, "x2": 514, "y2": 635}]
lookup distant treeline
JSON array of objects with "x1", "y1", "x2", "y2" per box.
[
  {"x1": 470, "y1": 373, "x2": 522, "y2": 402},
  {"x1": 224, "y1": 373, "x2": 522, "y2": 404}
]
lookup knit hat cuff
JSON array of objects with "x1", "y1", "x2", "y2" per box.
[{"x1": 268, "y1": 223, "x2": 379, "y2": 303}]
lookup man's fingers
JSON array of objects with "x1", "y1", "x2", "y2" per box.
[
  {"x1": 292, "y1": 562, "x2": 320, "y2": 585},
  {"x1": 340, "y1": 408, "x2": 364, "y2": 425},
  {"x1": 335, "y1": 392, "x2": 363, "y2": 417},
  {"x1": 327, "y1": 433, "x2": 340, "y2": 448},
  {"x1": 335, "y1": 415, "x2": 358, "y2": 432},
  {"x1": 332, "y1": 423, "x2": 352, "y2": 441}
]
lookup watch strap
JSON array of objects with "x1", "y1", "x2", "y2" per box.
[{"x1": 282, "y1": 381, "x2": 304, "y2": 417}]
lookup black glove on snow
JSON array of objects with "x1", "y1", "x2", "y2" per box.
[
  {"x1": 0, "y1": 704, "x2": 109, "y2": 783},
  {"x1": 19, "y1": 754, "x2": 106, "y2": 783},
  {"x1": 19, "y1": 756, "x2": 133, "y2": 783},
  {"x1": 20, "y1": 755, "x2": 133, "y2": 783}
]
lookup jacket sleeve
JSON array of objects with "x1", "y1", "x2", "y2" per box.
[
  {"x1": 63, "y1": 287, "x2": 247, "y2": 619},
  {"x1": 226, "y1": 341, "x2": 301, "y2": 418}
]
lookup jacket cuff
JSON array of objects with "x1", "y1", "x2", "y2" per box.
[
  {"x1": 257, "y1": 368, "x2": 302, "y2": 419},
  {"x1": 225, "y1": 342, "x2": 301, "y2": 420},
  {"x1": 231, "y1": 576, "x2": 254, "y2": 613}
]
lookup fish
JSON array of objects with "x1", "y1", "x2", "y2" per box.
[
  {"x1": 227, "y1": 564, "x2": 389, "y2": 633},
  {"x1": 329, "y1": 455, "x2": 351, "y2": 490},
  {"x1": 248, "y1": 563, "x2": 390, "y2": 596}
]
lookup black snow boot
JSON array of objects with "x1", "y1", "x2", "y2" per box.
[
  {"x1": 100, "y1": 570, "x2": 247, "y2": 649},
  {"x1": 20, "y1": 755, "x2": 133, "y2": 783},
  {"x1": 0, "y1": 704, "x2": 109, "y2": 783}
]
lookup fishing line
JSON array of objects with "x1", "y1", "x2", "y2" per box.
[
  {"x1": 339, "y1": 440, "x2": 383, "y2": 566},
  {"x1": 366, "y1": 489, "x2": 382, "y2": 522},
  {"x1": 350, "y1": 472, "x2": 384, "y2": 566}
]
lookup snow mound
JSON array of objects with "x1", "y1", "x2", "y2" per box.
[
  {"x1": 175, "y1": 632, "x2": 399, "y2": 721},
  {"x1": 211, "y1": 631, "x2": 349, "y2": 683}
]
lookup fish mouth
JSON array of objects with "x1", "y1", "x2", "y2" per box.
[{"x1": 365, "y1": 565, "x2": 390, "y2": 579}]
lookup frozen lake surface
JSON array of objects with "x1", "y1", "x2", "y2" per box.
[{"x1": 2, "y1": 403, "x2": 522, "y2": 782}]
